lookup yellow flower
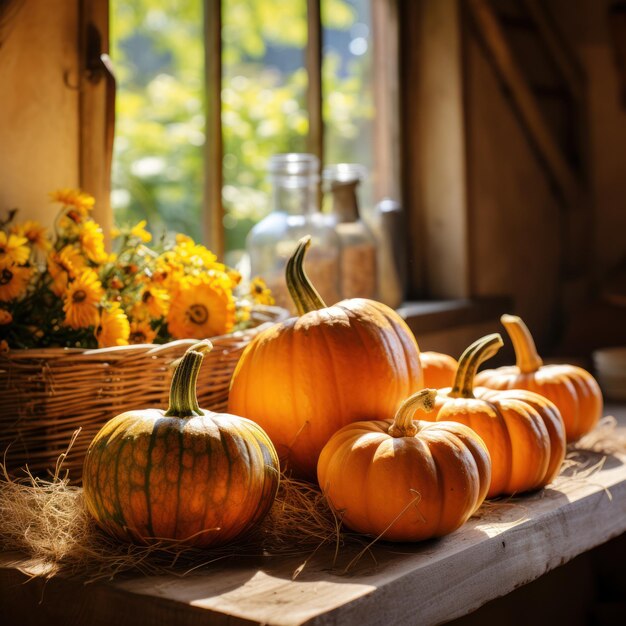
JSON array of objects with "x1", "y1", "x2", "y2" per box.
[
  {"x1": 175, "y1": 233, "x2": 194, "y2": 245},
  {"x1": 11, "y1": 221, "x2": 50, "y2": 252},
  {"x1": 228, "y1": 269, "x2": 242, "y2": 287},
  {"x1": 173, "y1": 238, "x2": 218, "y2": 269},
  {"x1": 47, "y1": 246, "x2": 86, "y2": 297},
  {"x1": 110, "y1": 226, "x2": 121, "y2": 239},
  {"x1": 150, "y1": 253, "x2": 185, "y2": 290},
  {"x1": 130, "y1": 220, "x2": 152, "y2": 243},
  {"x1": 0, "y1": 232, "x2": 30, "y2": 268},
  {"x1": 63, "y1": 269, "x2": 103, "y2": 329},
  {"x1": 167, "y1": 275, "x2": 235, "y2": 339},
  {"x1": 128, "y1": 320, "x2": 157, "y2": 345},
  {"x1": 236, "y1": 305, "x2": 251, "y2": 324},
  {"x1": 58, "y1": 212, "x2": 84, "y2": 235},
  {"x1": 0, "y1": 265, "x2": 31, "y2": 301},
  {"x1": 80, "y1": 220, "x2": 108, "y2": 264},
  {"x1": 138, "y1": 286, "x2": 169, "y2": 319},
  {"x1": 95, "y1": 302, "x2": 130, "y2": 348},
  {"x1": 49, "y1": 188, "x2": 95, "y2": 216},
  {"x1": 249, "y1": 277, "x2": 275, "y2": 306},
  {"x1": 0, "y1": 309, "x2": 13, "y2": 324}
]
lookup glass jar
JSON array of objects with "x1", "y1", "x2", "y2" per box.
[
  {"x1": 323, "y1": 164, "x2": 377, "y2": 300},
  {"x1": 247, "y1": 154, "x2": 341, "y2": 312},
  {"x1": 372, "y1": 198, "x2": 407, "y2": 309}
]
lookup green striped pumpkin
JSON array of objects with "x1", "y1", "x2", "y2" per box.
[{"x1": 82, "y1": 340, "x2": 280, "y2": 547}]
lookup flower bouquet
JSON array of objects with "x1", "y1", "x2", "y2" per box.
[{"x1": 0, "y1": 190, "x2": 285, "y2": 481}]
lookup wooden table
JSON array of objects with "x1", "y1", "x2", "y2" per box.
[{"x1": 2, "y1": 405, "x2": 626, "y2": 626}]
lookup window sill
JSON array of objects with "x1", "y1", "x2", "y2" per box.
[{"x1": 396, "y1": 296, "x2": 512, "y2": 336}]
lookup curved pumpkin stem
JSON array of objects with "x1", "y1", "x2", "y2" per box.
[
  {"x1": 448, "y1": 334, "x2": 504, "y2": 399},
  {"x1": 501, "y1": 314, "x2": 543, "y2": 374},
  {"x1": 165, "y1": 340, "x2": 213, "y2": 418},
  {"x1": 388, "y1": 389, "x2": 437, "y2": 437},
  {"x1": 286, "y1": 236, "x2": 327, "y2": 315}
]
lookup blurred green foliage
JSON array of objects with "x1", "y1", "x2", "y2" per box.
[{"x1": 111, "y1": 0, "x2": 374, "y2": 254}]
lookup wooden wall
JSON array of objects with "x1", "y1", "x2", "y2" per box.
[
  {"x1": 466, "y1": 28, "x2": 563, "y2": 344},
  {"x1": 0, "y1": 0, "x2": 81, "y2": 226},
  {"x1": 0, "y1": 0, "x2": 110, "y2": 230},
  {"x1": 547, "y1": 0, "x2": 626, "y2": 279},
  {"x1": 401, "y1": 0, "x2": 626, "y2": 349}
]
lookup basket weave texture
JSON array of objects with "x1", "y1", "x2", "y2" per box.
[{"x1": 0, "y1": 306, "x2": 287, "y2": 482}]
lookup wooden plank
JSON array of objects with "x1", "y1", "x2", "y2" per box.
[
  {"x1": 371, "y1": 0, "x2": 400, "y2": 201},
  {"x1": 523, "y1": 0, "x2": 586, "y2": 103},
  {"x1": 2, "y1": 408, "x2": 626, "y2": 626},
  {"x1": 78, "y1": 0, "x2": 113, "y2": 237},
  {"x1": 467, "y1": 0, "x2": 582, "y2": 209},
  {"x1": 203, "y1": 0, "x2": 223, "y2": 259},
  {"x1": 306, "y1": 0, "x2": 323, "y2": 170},
  {"x1": 0, "y1": 0, "x2": 80, "y2": 226},
  {"x1": 399, "y1": 0, "x2": 471, "y2": 299},
  {"x1": 396, "y1": 296, "x2": 511, "y2": 335}
]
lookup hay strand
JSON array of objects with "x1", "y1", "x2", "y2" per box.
[
  {"x1": 2, "y1": 416, "x2": 626, "y2": 582},
  {"x1": 0, "y1": 462, "x2": 344, "y2": 581}
]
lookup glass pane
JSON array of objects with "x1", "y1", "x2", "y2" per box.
[
  {"x1": 322, "y1": 0, "x2": 375, "y2": 214},
  {"x1": 222, "y1": 0, "x2": 308, "y2": 258},
  {"x1": 110, "y1": 0, "x2": 204, "y2": 237}
]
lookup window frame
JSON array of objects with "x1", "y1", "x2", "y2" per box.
[{"x1": 202, "y1": 0, "x2": 401, "y2": 261}]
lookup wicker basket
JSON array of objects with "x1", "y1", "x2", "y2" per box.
[{"x1": 0, "y1": 306, "x2": 287, "y2": 482}]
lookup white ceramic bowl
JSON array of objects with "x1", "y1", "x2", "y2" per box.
[{"x1": 593, "y1": 347, "x2": 626, "y2": 400}]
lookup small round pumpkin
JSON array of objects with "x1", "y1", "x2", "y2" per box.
[
  {"x1": 83, "y1": 341, "x2": 280, "y2": 547},
  {"x1": 317, "y1": 389, "x2": 491, "y2": 541},
  {"x1": 475, "y1": 314, "x2": 603, "y2": 442},
  {"x1": 420, "y1": 351, "x2": 458, "y2": 388},
  {"x1": 229, "y1": 237, "x2": 423, "y2": 479},
  {"x1": 423, "y1": 333, "x2": 566, "y2": 498}
]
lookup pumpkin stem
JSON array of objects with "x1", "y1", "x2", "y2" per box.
[
  {"x1": 286, "y1": 236, "x2": 327, "y2": 315},
  {"x1": 165, "y1": 340, "x2": 213, "y2": 418},
  {"x1": 448, "y1": 333, "x2": 504, "y2": 399},
  {"x1": 501, "y1": 314, "x2": 543, "y2": 374},
  {"x1": 388, "y1": 389, "x2": 438, "y2": 437}
]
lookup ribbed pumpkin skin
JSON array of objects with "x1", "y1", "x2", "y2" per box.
[
  {"x1": 428, "y1": 392, "x2": 561, "y2": 498},
  {"x1": 83, "y1": 411, "x2": 280, "y2": 547},
  {"x1": 421, "y1": 333, "x2": 566, "y2": 498},
  {"x1": 476, "y1": 387, "x2": 566, "y2": 484},
  {"x1": 474, "y1": 314, "x2": 603, "y2": 443},
  {"x1": 317, "y1": 419, "x2": 491, "y2": 541},
  {"x1": 475, "y1": 365, "x2": 602, "y2": 443},
  {"x1": 228, "y1": 299, "x2": 423, "y2": 479},
  {"x1": 420, "y1": 351, "x2": 458, "y2": 389}
]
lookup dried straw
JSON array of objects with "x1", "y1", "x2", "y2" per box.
[
  {"x1": 3, "y1": 416, "x2": 626, "y2": 582},
  {"x1": 570, "y1": 416, "x2": 626, "y2": 456},
  {"x1": 0, "y1": 443, "x2": 343, "y2": 581}
]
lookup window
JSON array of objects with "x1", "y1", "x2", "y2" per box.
[{"x1": 109, "y1": 0, "x2": 398, "y2": 265}]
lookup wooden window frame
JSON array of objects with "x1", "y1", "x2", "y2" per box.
[{"x1": 202, "y1": 0, "x2": 401, "y2": 261}]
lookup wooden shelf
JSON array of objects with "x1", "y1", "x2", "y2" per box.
[{"x1": 2, "y1": 405, "x2": 626, "y2": 626}]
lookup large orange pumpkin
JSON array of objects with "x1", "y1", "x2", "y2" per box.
[
  {"x1": 420, "y1": 351, "x2": 458, "y2": 388},
  {"x1": 475, "y1": 314, "x2": 603, "y2": 442},
  {"x1": 83, "y1": 341, "x2": 280, "y2": 547},
  {"x1": 228, "y1": 237, "x2": 423, "y2": 479},
  {"x1": 317, "y1": 389, "x2": 491, "y2": 541},
  {"x1": 423, "y1": 333, "x2": 566, "y2": 498}
]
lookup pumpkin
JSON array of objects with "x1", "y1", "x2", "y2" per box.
[
  {"x1": 228, "y1": 236, "x2": 423, "y2": 479},
  {"x1": 420, "y1": 351, "x2": 458, "y2": 388},
  {"x1": 423, "y1": 333, "x2": 566, "y2": 498},
  {"x1": 83, "y1": 341, "x2": 280, "y2": 547},
  {"x1": 475, "y1": 314, "x2": 603, "y2": 442},
  {"x1": 317, "y1": 389, "x2": 491, "y2": 541}
]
